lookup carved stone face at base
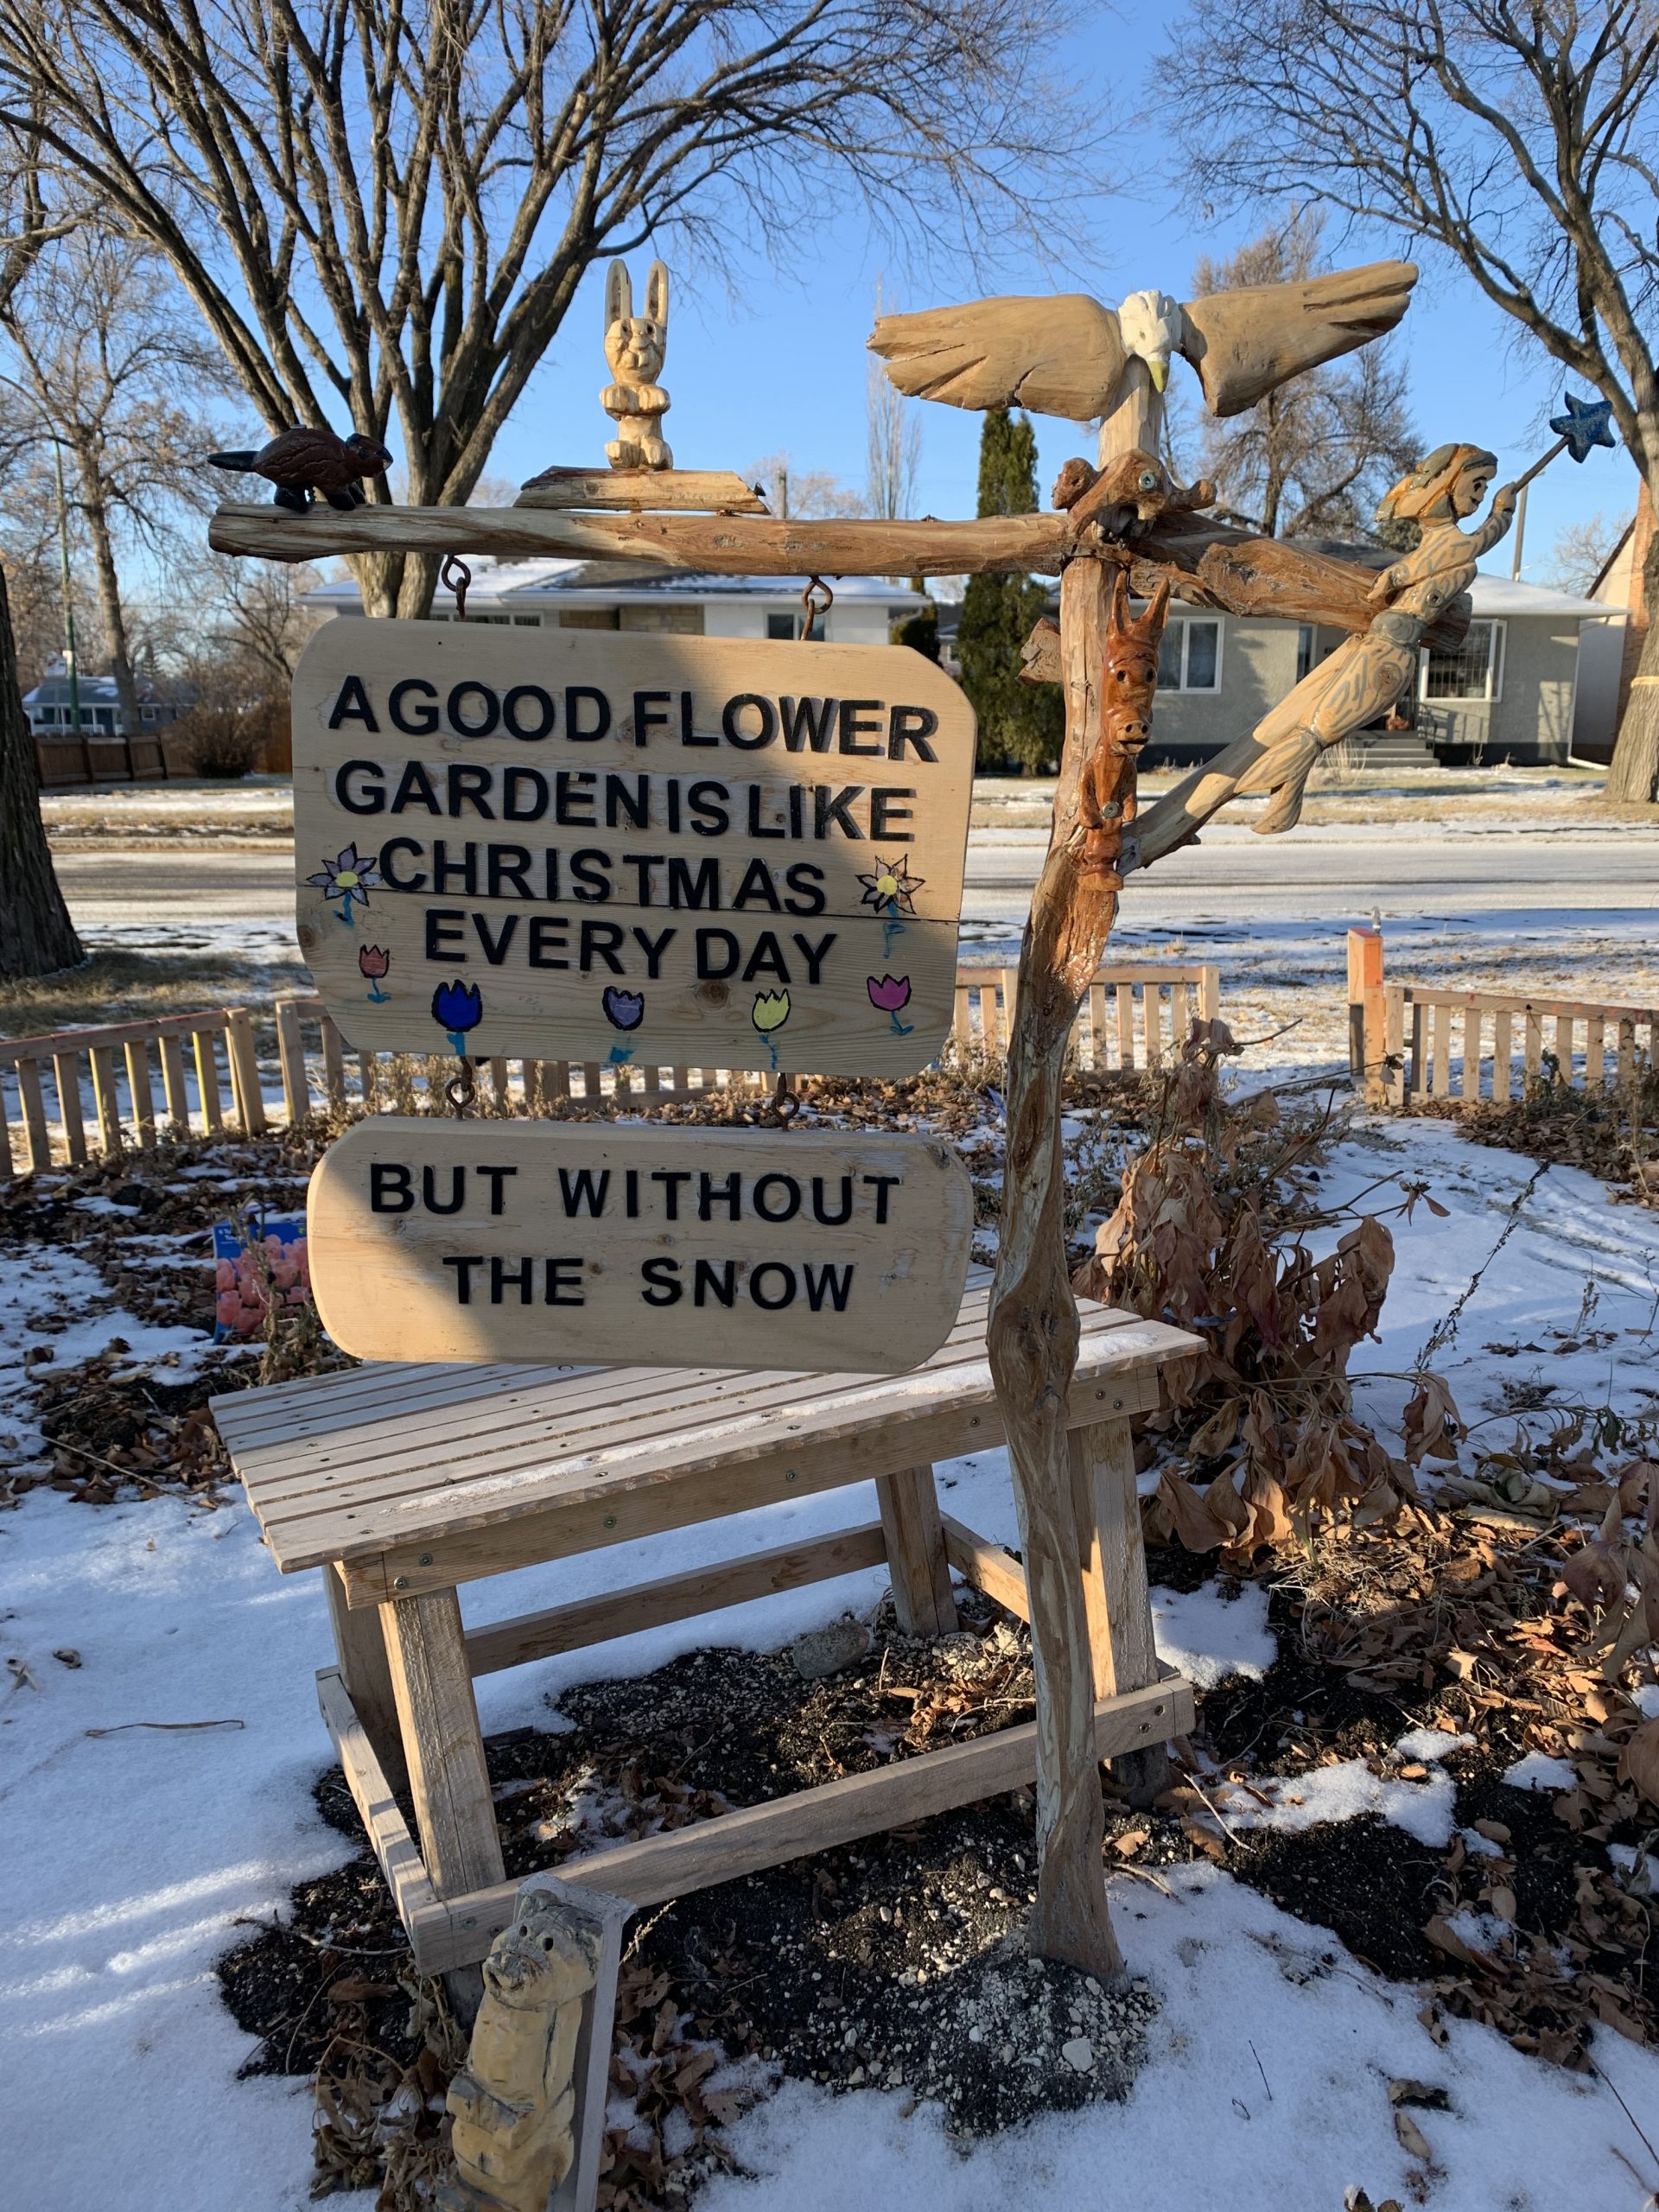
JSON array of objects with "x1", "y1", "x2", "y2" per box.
[{"x1": 483, "y1": 1897, "x2": 599, "y2": 2010}]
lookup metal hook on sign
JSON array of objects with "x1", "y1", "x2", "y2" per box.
[
  {"x1": 441, "y1": 553, "x2": 472, "y2": 622},
  {"x1": 800, "y1": 575, "x2": 833, "y2": 640},
  {"x1": 445, "y1": 1058, "x2": 478, "y2": 1118}
]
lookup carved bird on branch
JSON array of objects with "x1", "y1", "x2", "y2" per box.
[{"x1": 868, "y1": 262, "x2": 1417, "y2": 423}]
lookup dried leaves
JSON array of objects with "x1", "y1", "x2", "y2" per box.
[{"x1": 1076, "y1": 1022, "x2": 1430, "y2": 1548}]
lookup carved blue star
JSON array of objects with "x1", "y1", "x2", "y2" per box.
[{"x1": 1549, "y1": 392, "x2": 1618, "y2": 462}]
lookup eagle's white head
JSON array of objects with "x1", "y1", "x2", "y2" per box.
[{"x1": 1116, "y1": 288, "x2": 1185, "y2": 393}]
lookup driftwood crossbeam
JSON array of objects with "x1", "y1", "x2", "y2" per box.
[{"x1": 207, "y1": 496, "x2": 1471, "y2": 652}]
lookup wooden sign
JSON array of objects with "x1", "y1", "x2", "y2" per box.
[
  {"x1": 307, "y1": 1119, "x2": 976, "y2": 1372},
  {"x1": 291, "y1": 621, "x2": 975, "y2": 1077}
]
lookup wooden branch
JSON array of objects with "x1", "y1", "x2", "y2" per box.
[
  {"x1": 514, "y1": 467, "x2": 769, "y2": 512},
  {"x1": 207, "y1": 499, "x2": 1071, "y2": 577},
  {"x1": 986, "y1": 554, "x2": 1150, "y2": 1979},
  {"x1": 205, "y1": 499, "x2": 1468, "y2": 646}
]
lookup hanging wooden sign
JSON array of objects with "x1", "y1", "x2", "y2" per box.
[
  {"x1": 306, "y1": 1118, "x2": 976, "y2": 1372},
  {"x1": 291, "y1": 621, "x2": 975, "y2": 1077}
]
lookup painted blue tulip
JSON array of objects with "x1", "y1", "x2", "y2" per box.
[
  {"x1": 431, "y1": 980, "x2": 483, "y2": 1056},
  {"x1": 602, "y1": 987, "x2": 645, "y2": 1032}
]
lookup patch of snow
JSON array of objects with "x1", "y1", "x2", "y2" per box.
[
  {"x1": 1220, "y1": 1759, "x2": 1458, "y2": 1849},
  {"x1": 1459, "y1": 1827, "x2": 1504, "y2": 1861},
  {"x1": 1503, "y1": 1751, "x2": 1578, "y2": 1793},
  {"x1": 1394, "y1": 1726, "x2": 1474, "y2": 1763},
  {"x1": 1150, "y1": 1581, "x2": 1275, "y2": 1688},
  {"x1": 701, "y1": 1865, "x2": 1659, "y2": 2212}
]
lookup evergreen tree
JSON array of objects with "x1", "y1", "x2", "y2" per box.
[{"x1": 955, "y1": 410, "x2": 1063, "y2": 772}]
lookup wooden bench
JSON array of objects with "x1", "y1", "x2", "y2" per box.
[{"x1": 211, "y1": 1283, "x2": 1199, "y2": 1977}]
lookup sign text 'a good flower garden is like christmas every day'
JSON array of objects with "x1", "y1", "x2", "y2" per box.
[{"x1": 291, "y1": 623, "x2": 976, "y2": 1076}]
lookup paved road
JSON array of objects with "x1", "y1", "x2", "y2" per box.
[{"x1": 54, "y1": 820, "x2": 1659, "y2": 944}]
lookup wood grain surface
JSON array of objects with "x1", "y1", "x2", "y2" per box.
[
  {"x1": 291, "y1": 621, "x2": 975, "y2": 1075},
  {"x1": 306, "y1": 1118, "x2": 974, "y2": 1373}
]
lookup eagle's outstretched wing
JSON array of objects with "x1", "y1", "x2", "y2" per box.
[
  {"x1": 1179, "y1": 260, "x2": 1417, "y2": 417},
  {"x1": 868, "y1": 295, "x2": 1126, "y2": 422}
]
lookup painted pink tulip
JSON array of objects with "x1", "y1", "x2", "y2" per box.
[{"x1": 866, "y1": 974, "x2": 912, "y2": 1013}]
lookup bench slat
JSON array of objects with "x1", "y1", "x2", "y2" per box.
[{"x1": 218, "y1": 1298, "x2": 1198, "y2": 1579}]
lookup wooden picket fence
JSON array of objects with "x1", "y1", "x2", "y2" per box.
[
  {"x1": 272, "y1": 993, "x2": 772, "y2": 1124},
  {"x1": 0, "y1": 1007, "x2": 266, "y2": 1176},
  {"x1": 1347, "y1": 929, "x2": 1656, "y2": 1107},
  {"x1": 951, "y1": 962, "x2": 1220, "y2": 1071},
  {"x1": 0, "y1": 959, "x2": 1228, "y2": 1175}
]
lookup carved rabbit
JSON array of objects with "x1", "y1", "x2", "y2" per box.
[{"x1": 601, "y1": 260, "x2": 673, "y2": 471}]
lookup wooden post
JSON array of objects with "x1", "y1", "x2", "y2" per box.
[
  {"x1": 381, "y1": 1585, "x2": 505, "y2": 2018},
  {"x1": 987, "y1": 550, "x2": 1166, "y2": 1978},
  {"x1": 323, "y1": 1562, "x2": 408, "y2": 1797},
  {"x1": 1347, "y1": 925, "x2": 1385, "y2": 1095},
  {"x1": 874, "y1": 1465, "x2": 958, "y2": 1638},
  {"x1": 1069, "y1": 1418, "x2": 1166, "y2": 1807}
]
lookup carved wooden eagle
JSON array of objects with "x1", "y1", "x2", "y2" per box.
[{"x1": 868, "y1": 262, "x2": 1417, "y2": 421}]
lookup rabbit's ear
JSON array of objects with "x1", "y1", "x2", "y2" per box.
[
  {"x1": 605, "y1": 261, "x2": 632, "y2": 327},
  {"x1": 645, "y1": 259, "x2": 669, "y2": 327}
]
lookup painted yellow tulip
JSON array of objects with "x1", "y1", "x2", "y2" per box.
[{"x1": 750, "y1": 990, "x2": 791, "y2": 1033}]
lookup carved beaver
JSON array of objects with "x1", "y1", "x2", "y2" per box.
[
  {"x1": 439, "y1": 1893, "x2": 601, "y2": 2212},
  {"x1": 208, "y1": 427, "x2": 392, "y2": 513}
]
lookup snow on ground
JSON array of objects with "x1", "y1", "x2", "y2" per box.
[
  {"x1": 6, "y1": 1111, "x2": 1659, "y2": 2209},
  {"x1": 705, "y1": 1864, "x2": 1659, "y2": 2212}
]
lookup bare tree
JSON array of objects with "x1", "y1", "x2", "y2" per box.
[
  {"x1": 0, "y1": 118, "x2": 80, "y2": 981},
  {"x1": 1191, "y1": 213, "x2": 1418, "y2": 538},
  {"x1": 1544, "y1": 507, "x2": 1633, "y2": 598},
  {"x1": 1, "y1": 232, "x2": 232, "y2": 734},
  {"x1": 0, "y1": 0, "x2": 1091, "y2": 623},
  {"x1": 747, "y1": 450, "x2": 868, "y2": 519},
  {"x1": 1160, "y1": 0, "x2": 1659, "y2": 798},
  {"x1": 867, "y1": 283, "x2": 922, "y2": 521}
]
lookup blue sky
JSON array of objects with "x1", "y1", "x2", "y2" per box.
[{"x1": 480, "y1": 8, "x2": 1637, "y2": 586}]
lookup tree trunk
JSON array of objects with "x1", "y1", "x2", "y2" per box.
[
  {"x1": 76, "y1": 468, "x2": 140, "y2": 739},
  {"x1": 1605, "y1": 505, "x2": 1659, "y2": 804},
  {"x1": 987, "y1": 553, "x2": 1134, "y2": 1978},
  {"x1": 0, "y1": 561, "x2": 84, "y2": 980}
]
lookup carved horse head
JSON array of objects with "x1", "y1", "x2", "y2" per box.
[{"x1": 1101, "y1": 568, "x2": 1172, "y2": 756}]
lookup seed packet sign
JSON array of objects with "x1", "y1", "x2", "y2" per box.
[
  {"x1": 291, "y1": 621, "x2": 975, "y2": 1076},
  {"x1": 307, "y1": 1119, "x2": 975, "y2": 1372}
]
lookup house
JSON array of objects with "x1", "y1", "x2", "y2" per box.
[
  {"x1": 24, "y1": 662, "x2": 184, "y2": 786},
  {"x1": 303, "y1": 558, "x2": 929, "y2": 644},
  {"x1": 1106, "y1": 556, "x2": 1612, "y2": 770},
  {"x1": 1573, "y1": 484, "x2": 1652, "y2": 763}
]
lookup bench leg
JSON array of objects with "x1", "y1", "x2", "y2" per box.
[
  {"x1": 323, "y1": 1563, "x2": 408, "y2": 1797},
  {"x1": 1069, "y1": 1418, "x2": 1169, "y2": 1808},
  {"x1": 381, "y1": 1586, "x2": 505, "y2": 2018},
  {"x1": 875, "y1": 1464, "x2": 958, "y2": 1638}
]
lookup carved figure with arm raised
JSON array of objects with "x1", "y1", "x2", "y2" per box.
[{"x1": 1134, "y1": 443, "x2": 1516, "y2": 855}]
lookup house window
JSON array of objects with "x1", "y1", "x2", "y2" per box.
[
  {"x1": 512, "y1": 614, "x2": 541, "y2": 626},
  {"x1": 559, "y1": 608, "x2": 620, "y2": 630},
  {"x1": 766, "y1": 613, "x2": 798, "y2": 640},
  {"x1": 619, "y1": 605, "x2": 703, "y2": 634},
  {"x1": 1296, "y1": 625, "x2": 1316, "y2": 683},
  {"x1": 1157, "y1": 618, "x2": 1223, "y2": 692},
  {"x1": 1421, "y1": 620, "x2": 1504, "y2": 702}
]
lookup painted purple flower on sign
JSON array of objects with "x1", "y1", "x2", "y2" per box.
[
  {"x1": 307, "y1": 842, "x2": 380, "y2": 925},
  {"x1": 602, "y1": 988, "x2": 645, "y2": 1032},
  {"x1": 868, "y1": 973, "x2": 913, "y2": 1036},
  {"x1": 432, "y1": 979, "x2": 483, "y2": 1056}
]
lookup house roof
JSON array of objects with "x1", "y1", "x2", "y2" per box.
[
  {"x1": 1465, "y1": 575, "x2": 1609, "y2": 618},
  {"x1": 304, "y1": 558, "x2": 928, "y2": 613}
]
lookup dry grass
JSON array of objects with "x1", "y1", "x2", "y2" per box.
[{"x1": 0, "y1": 948, "x2": 282, "y2": 1039}]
